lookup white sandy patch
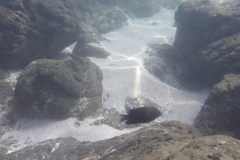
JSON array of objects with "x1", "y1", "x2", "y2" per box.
[
  {"x1": 1, "y1": 7, "x2": 210, "y2": 153},
  {"x1": 3, "y1": 117, "x2": 137, "y2": 153}
]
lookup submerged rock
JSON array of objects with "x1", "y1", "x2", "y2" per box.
[
  {"x1": 174, "y1": 0, "x2": 240, "y2": 84},
  {"x1": 0, "y1": 0, "x2": 81, "y2": 69},
  {"x1": 96, "y1": 0, "x2": 161, "y2": 18},
  {"x1": 0, "y1": 70, "x2": 14, "y2": 126},
  {"x1": 195, "y1": 74, "x2": 240, "y2": 139},
  {"x1": 167, "y1": 135, "x2": 240, "y2": 160},
  {"x1": 2, "y1": 121, "x2": 240, "y2": 160},
  {"x1": 72, "y1": 32, "x2": 111, "y2": 58},
  {"x1": 1, "y1": 121, "x2": 200, "y2": 159},
  {"x1": 159, "y1": 0, "x2": 184, "y2": 10},
  {"x1": 13, "y1": 58, "x2": 103, "y2": 119},
  {"x1": 73, "y1": 0, "x2": 129, "y2": 33}
]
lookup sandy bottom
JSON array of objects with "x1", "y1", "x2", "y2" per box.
[{"x1": 1, "y1": 7, "x2": 209, "y2": 153}]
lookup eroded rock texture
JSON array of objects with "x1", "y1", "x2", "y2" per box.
[
  {"x1": 0, "y1": 0, "x2": 81, "y2": 69},
  {"x1": 96, "y1": 0, "x2": 161, "y2": 18},
  {"x1": 195, "y1": 74, "x2": 240, "y2": 139},
  {"x1": 174, "y1": 0, "x2": 240, "y2": 84},
  {"x1": 13, "y1": 58, "x2": 103, "y2": 119},
  {"x1": 1, "y1": 121, "x2": 240, "y2": 160}
]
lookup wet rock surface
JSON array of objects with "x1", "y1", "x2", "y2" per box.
[
  {"x1": 1, "y1": 121, "x2": 240, "y2": 160},
  {"x1": 13, "y1": 58, "x2": 103, "y2": 119},
  {"x1": 0, "y1": 70, "x2": 13, "y2": 114},
  {"x1": 0, "y1": 121, "x2": 200, "y2": 160},
  {"x1": 0, "y1": 0, "x2": 81, "y2": 69},
  {"x1": 195, "y1": 74, "x2": 240, "y2": 139},
  {"x1": 72, "y1": 32, "x2": 111, "y2": 58},
  {"x1": 174, "y1": 0, "x2": 240, "y2": 85},
  {"x1": 96, "y1": 0, "x2": 161, "y2": 18},
  {"x1": 72, "y1": 0, "x2": 129, "y2": 34},
  {"x1": 0, "y1": 70, "x2": 14, "y2": 127},
  {"x1": 145, "y1": 43, "x2": 207, "y2": 90},
  {"x1": 167, "y1": 135, "x2": 240, "y2": 160},
  {"x1": 159, "y1": 0, "x2": 184, "y2": 10}
]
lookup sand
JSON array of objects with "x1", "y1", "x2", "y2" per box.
[{"x1": 1, "y1": 7, "x2": 210, "y2": 153}]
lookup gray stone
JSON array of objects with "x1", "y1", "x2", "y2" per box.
[
  {"x1": 174, "y1": 0, "x2": 240, "y2": 84},
  {"x1": 13, "y1": 58, "x2": 103, "y2": 119},
  {"x1": 145, "y1": 43, "x2": 207, "y2": 90},
  {"x1": 73, "y1": 0, "x2": 128, "y2": 33},
  {"x1": 159, "y1": 0, "x2": 184, "y2": 10},
  {"x1": 0, "y1": 71, "x2": 13, "y2": 113},
  {"x1": 72, "y1": 32, "x2": 111, "y2": 58},
  {"x1": 81, "y1": 43, "x2": 111, "y2": 58},
  {"x1": 1, "y1": 121, "x2": 201, "y2": 160},
  {"x1": 167, "y1": 135, "x2": 240, "y2": 160},
  {"x1": 2, "y1": 121, "x2": 240, "y2": 160},
  {"x1": 0, "y1": 0, "x2": 81, "y2": 69},
  {"x1": 195, "y1": 74, "x2": 240, "y2": 138},
  {"x1": 97, "y1": 0, "x2": 161, "y2": 18}
]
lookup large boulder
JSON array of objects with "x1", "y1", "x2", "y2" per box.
[
  {"x1": 0, "y1": 0, "x2": 81, "y2": 69},
  {"x1": 0, "y1": 70, "x2": 14, "y2": 125},
  {"x1": 96, "y1": 0, "x2": 161, "y2": 18},
  {"x1": 174, "y1": 0, "x2": 240, "y2": 85},
  {"x1": 13, "y1": 58, "x2": 103, "y2": 119},
  {"x1": 2, "y1": 121, "x2": 240, "y2": 160},
  {"x1": 194, "y1": 74, "x2": 240, "y2": 139}
]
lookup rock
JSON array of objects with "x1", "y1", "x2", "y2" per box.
[
  {"x1": 0, "y1": 70, "x2": 13, "y2": 112},
  {"x1": 167, "y1": 135, "x2": 240, "y2": 160},
  {"x1": 0, "y1": 142, "x2": 8, "y2": 158},
  {"x1": 72, "y1": 32, "x2": 111, "y2": 58},
  {"x1": 73, "y1": 0, "x2": 128, "y2": 33},
  {"x1": 0, "y1": 70, "x2": 9, "y2": 81},
  {"x1": 0, "y1": 0, "x2": 81, "y2": 69},
  {"x1": 125, "y1": 0, "x2": 161, "y2": 18},
  {"x1": 194, "y1": 74, "x2": 240, "y2": 138},
  {"x1": 1, "y1": 121, "x2": 202, "y2": 159},
  {"x1": 97, "y1": 0, "x2": 161, "y2": 18},
  {"x1": 174, "y1": 0, "x2": 240, "y2": 84},
  {"x1": 159, "y1": 0, "x2": 184, "y2": 10},
  {"x1": 80, "y1": 43, "x2": 111, "y2": 58},
  {"x1": 0, "y1": 82, "x2": 13, "y2": 112},
  {"x1": 2, "y1": 121, "x2": 240, "y2": 160},
  {"x1": 145, "y1": 43, "x2": 207, "y2": 90},
  {"x1": 13, "y1": 58, "x2": 103, "y2": 119},
  {"x1": 0, "y1": 70, "x2": 14, "y2": 125}
]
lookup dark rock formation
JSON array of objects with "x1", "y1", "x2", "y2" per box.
[
  {"x1": 96, "y1": 0, "x2": 161, "y2": 18},
  {"x1": 195, "y1": 74, "x2": 240, "y2": 139},
  {"x1": 13, "y1": 58, "x2": 103, "y2": 119},
  {"x1": 0, "y1": 70, "x2": 14, "y2": 126},
  {"x1": 72, "y1": 33, "x2": 111, "y2": 58},
  {"x1": 0, "y1": 0, "x2": 81, "y2": 69},
  {"x1": 72, "y1": 0, "x2": 129, "y2": 33},
  {"x1": 159, "y1": 0, "x2": 184, "y2": 10},
  {"x1": 2, "y1": 121, "x2": 240, "y2": 160},
  {"x1": 0, "y1": 70, "x2": 13, "y2": 114},
  {"x1": 174, "y1": 0, "x2": 240, "y2": 85},
  {"x1": 1, "y1": 121, "x2": 200, "y2": 159},
  {"x1": 145, "y1": 43, "x2": 207, "y2": 90},
  {"x1": 167, "y1": 135, "x2": 240, "y2": 159}
]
